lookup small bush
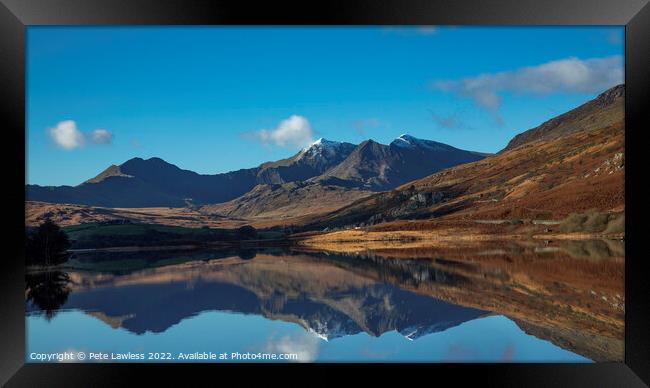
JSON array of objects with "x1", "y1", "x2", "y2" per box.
[
  {"x1": 582, "y1": 211, "x2": 610, "y2": 232},
  {"x1": 559, "y1": 210, "x2": 624, "y2": 234},
  {"x1": 604, "y1": 213, "x2": 625, "y2": 234},
  {"x1": 559, "y1": 213, "x2": 589, "y2": 233}
]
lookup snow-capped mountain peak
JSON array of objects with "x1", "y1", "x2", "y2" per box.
[
  {"x1": 305, "y1": 138, "x2": 340, "y2": 149},
  {"x1": 391, "y1": 133, "x2": 450, "y2": 151},
  {"x1": 392, "y1": 133, "x2": 417, "y2": 147},
  {"x1": 299, "y1": 138, "x2": 353, "y2": 160}
]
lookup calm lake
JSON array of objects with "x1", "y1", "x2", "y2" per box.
[{"x1": 26, "y1": 241, "x2": 624, "y2": 362}]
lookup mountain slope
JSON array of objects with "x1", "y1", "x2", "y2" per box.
[
  {"x1": 200, "y1": 182, "x2": 373, "y2": 221},
  {"x1": 303, "y1": 85, "x2": 624, "y2": 230},
  {"x1": 27, "y1": 175, "x2": 189, "y2": 208},
  {"x1": 255, "y1": 138, "x2": 356, "y2": 184},
  {"x1": 27, "y1": 157, "x2": 260, "y2": 207},
  {"x1": 317, "y1": 135, "x2": 486, "y2": 190},
  {"x1": 503, "y1": 84, "x2": 624, "y2": 152}
]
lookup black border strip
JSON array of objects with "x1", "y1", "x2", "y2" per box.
[
  {"x1": 0, "y1": 0, "x2": 26, "y2": 384},
  {"x1": 625, "y1": 2, "x2": 650, "y2": 384},
  {"x1": 1, "y1": 0, "x2": 648, "y2": 25}
]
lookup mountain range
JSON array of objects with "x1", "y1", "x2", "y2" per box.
[
  {"x1": 26, "y1": 134, "x2": 485, "y2": 210},
  {"x1": 27, "y1": 84, "x2": 624, "y2": 227}
]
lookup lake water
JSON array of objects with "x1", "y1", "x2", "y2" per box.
[{"x1": 25, "y1": 242, "x2": 624, "y2": 362}]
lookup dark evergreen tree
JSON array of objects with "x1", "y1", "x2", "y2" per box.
[{"x1": 26, "y1": 220, "x2": 71, "y2": 266}]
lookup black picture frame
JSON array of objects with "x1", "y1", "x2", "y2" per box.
[{"x1": 1, "y1": 0, "x2": 648, "y2": 386}]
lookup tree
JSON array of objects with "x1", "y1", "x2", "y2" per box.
[{"x1": 26, "y1": 220, "x2": 71, "y2": 266}]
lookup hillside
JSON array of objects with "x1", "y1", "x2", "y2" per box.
[
  {"x1": 27, "y1": 157, "x2": 260, "y2": 207},
  {"x1": 26, "y1": 201, "x2": 252, "y2": 229},
  {"x1": 302, "y1": 85, "x2": 624, "y2": 231},
  {"x1": 256, "y1": 138, "x2": 356, "y2": 184},
  {"x1": 200, "y1": 181, "x2": 373, "y2": 220},
  {"x1": 503, "y1": 84, "x2": 624, "y2": 152}
]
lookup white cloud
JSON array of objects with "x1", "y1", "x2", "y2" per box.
[
  {"x1": 89, "y1": 128, "x2": 113, "y2": 144},
  {"x1": 47, "y1": 120, "x2": 113, "y2": 150},
  {"x1": 47, "y1": 120, "x2": 85, "y2": 150},
  {"x1": 254, "y1": 115, "x2": 315, "y2": 149},
  {"x1": 432, "y1": 55, "x2": 624, "y2": 124}
]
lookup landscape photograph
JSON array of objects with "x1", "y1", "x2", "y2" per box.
[{"x1": 25, "y1": 26, "x2": 624, "y2": 362}]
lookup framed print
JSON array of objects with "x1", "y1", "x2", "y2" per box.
[{"x1": 1, "y1": 0, "x2": 648, "y2": 386}]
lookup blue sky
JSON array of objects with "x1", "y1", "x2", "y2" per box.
[{"x1": 27, "y1": 26, "x2": 624, "y2": 186}]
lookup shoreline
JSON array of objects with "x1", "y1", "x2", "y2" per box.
[
  {"x1": 292, "y1": 229, "x2": 624, "y2": 252},
  {"x1": 25, "y1": 227, "x2": 624, "y2": 273},
  {"x1": 66, "y1": 230, "x2": 624, "y2": 255}
]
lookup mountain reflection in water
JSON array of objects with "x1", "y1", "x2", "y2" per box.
[{"x1": 26, "y1": 241, "x2": 623, "y2": 362}]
